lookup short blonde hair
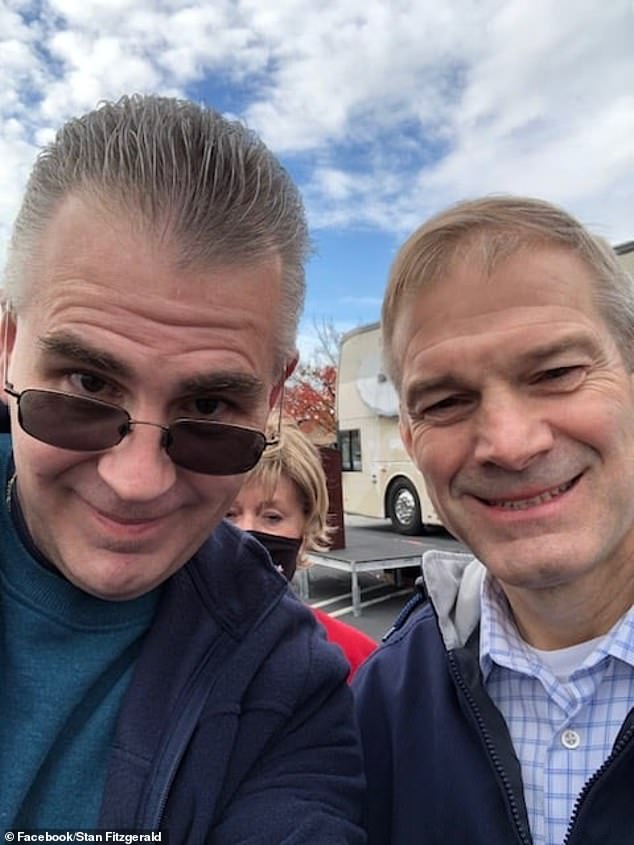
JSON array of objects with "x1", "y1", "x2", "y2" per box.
[
  {"x1": 243, "y1": 416, "x2": 332, "y2": 566},
  {"x1": 382, "y1": 195, "x2": 634, "y2": 390}
]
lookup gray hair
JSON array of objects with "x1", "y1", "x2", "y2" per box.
[
  {"x1": 382, "y1": 195, "x2": 634, "y2": 390},
  {"x1": 4, "y1": 94, "x2": 310, "y2": 371}
]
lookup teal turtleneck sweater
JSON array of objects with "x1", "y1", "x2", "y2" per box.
[{"x1": 0, "y1": 436, "x2": 161, "y2": 828}]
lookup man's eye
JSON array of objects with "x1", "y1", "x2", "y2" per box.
[
  {"x1": 535, "y1": 366, "x2": 586, "y2": 387},
  {"x1": 69, "y1": 372, "x2": 107, "y2": 394},
  {"x1": 194, "y1": 397, "x2": 221, "y2": 416},
  {"x1": 420, "y1": 395, "x2": 471, "y2": 421}
]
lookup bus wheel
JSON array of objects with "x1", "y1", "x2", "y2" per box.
[{"x1": 388, "y1": 479, "x2": 423, "y2": 535}]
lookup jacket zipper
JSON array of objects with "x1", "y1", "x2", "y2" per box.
[
  {"x1": 148, "y1": 676, "x2": 217, "y2": 829},
  {"x1": 143, "y1": 633, "x2": 233, "y2": 830},
  {"x1": 562, "y1": 722, "x2": 634, "y2": 845},
  {"x1": 150, "y1": 723, "x2": 190, "y2": 830},
  {"x1": 448, "y1": 651, "x2": 532, "y2": 845},
  {"x1": 146, "y1": 583, "x2": 289, "y2": 829}
]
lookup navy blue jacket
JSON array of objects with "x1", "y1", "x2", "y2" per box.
[
  {"x1": 353, "y1": 553, "x2": 634, "y2": 845},
  {"x1": 0, "y1": 412, "x2": 364, "y2": 843},
  {"x1": 98, "y1": 520, "x2": 366, "y2": 842}
]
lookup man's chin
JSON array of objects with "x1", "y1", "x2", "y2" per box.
[
  {"x1": 57, "y1": 553, "x2": 174, "y2": 601},
  {"x1": 471, "y1": 537, "x2": 590, "y2": 592}
]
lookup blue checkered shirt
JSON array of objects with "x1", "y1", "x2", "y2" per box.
[{"x1": 480, "y1": 574, "x2": 634, "y2": 845}]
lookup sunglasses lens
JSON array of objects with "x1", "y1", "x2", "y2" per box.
[
  {"x1": 167, "y1": 420, "x2": 267, "y2": 475},
  {"x1": 18, "y1": 390, "x2": 127, "y2": 451},
  {"x1": 14, "y1": 389, "x2": 267, "y2": 473}
]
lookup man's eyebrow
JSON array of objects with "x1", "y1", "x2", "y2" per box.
[
  {"x1": 517, "y1": 334, "x2": 600, "y2": 367},
  {"x1": 180, "y1": 372, "x2": 266, "y2": 398},
  {"x1": 404, "y1": 376, "x2": 465, "y2": 410},
  {"x1": 38, "y1": 332, "x2": 132, "y2": 378}
]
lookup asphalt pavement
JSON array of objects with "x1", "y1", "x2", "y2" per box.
[{"x1": 295, "y1": 515, "x2": 465, "y2": 643}]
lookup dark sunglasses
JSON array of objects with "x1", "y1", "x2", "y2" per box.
[{"x1": 3, "y1": 382, "x2": 276, "y2": 475}]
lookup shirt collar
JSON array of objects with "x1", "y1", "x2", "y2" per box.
[
  {"x1": 480, "y1": 571, "x2": 634, "y2": 680},
  {"x1": 479, "y1": 571, "x2": 529, "y2": 681}
]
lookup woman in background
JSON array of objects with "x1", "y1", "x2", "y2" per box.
[{"x1": 226, "y1": 417, "x2": 376, "y2": 681}]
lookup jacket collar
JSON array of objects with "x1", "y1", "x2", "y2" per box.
[{"x1": 422, "y1": 549, "x2": 486, "y2": 650}]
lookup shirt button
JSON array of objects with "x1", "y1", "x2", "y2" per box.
[{"x1": 561, "y1": 729, "x2": 581, "y2": 749}]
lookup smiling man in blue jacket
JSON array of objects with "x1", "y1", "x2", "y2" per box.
[
  {"x1": 354, "y1": 196, "x2": 634, "y2": 845},
  {"x1": 0, "y1": 94, "x2": 365, "y2": 843}
]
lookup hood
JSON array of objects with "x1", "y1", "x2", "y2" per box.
[{"x1": 422, "y1": 549, "x2": 486, "y2": 650}]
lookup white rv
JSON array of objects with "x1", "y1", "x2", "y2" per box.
[{"x1": 336, "y1": 322, "x2": 442, "y2": 535}]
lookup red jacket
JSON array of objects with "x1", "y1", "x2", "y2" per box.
[{"x1": 312, "y1": 608, "x2": 376, "y2": 681}]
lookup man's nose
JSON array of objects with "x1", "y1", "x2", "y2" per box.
[
  {"x1": 96, "y1": 424, "x2": 177, "y2": 502},
  {"x1": 473, "y1": 391, "x2": 554, "y2": 471}
]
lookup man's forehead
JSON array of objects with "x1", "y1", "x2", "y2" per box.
[
  {"x1": 394, "y1": 245, "x2": 602, "y2": 346},
  {"x1": 24, "y1": 192, "x2": 283, "y2": 298}
]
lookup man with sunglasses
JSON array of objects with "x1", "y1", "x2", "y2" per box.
[{"x1": 0, "y1": 95, "x2": 364, "y2": 842}]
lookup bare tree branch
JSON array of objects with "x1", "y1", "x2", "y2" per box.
[{"x1": 312, "y1": 316, "x2": 343, "y2": 367}]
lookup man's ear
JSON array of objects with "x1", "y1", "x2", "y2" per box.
[
  {"x1": 269, "y1": 352, "x2": 299, "y2": 409},
  {"x1": 284, "y1": 352, "x2": 298, "y2": 381}
]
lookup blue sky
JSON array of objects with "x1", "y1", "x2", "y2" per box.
[{"x1": 1, "y1": 0, "x2": 633, "y2": 362}]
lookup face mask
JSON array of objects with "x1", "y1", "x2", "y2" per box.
[{"x1": 248, "y1": 530, "x2": 302, "y2": 581}]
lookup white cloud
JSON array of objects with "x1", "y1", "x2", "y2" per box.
[
  {"x1": 0, "y1": 120, "x2": 39, "y2": 276},
  {"x1": 0, "y1": 0, "x2": 632, "y2": 289},
  {"x1": 241, "y1": 0, "x2": 484, "y2": 152},
  {"x1": 401, "y1": 1, "x2": 634, "y2": 241},
  {"x1": 291, "y1": 0, "x2": 634, "y2": 242}
]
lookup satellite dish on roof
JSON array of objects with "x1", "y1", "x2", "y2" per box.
[{"x1": 355, "y1": 351, "x2": 399, "y2": 417}]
